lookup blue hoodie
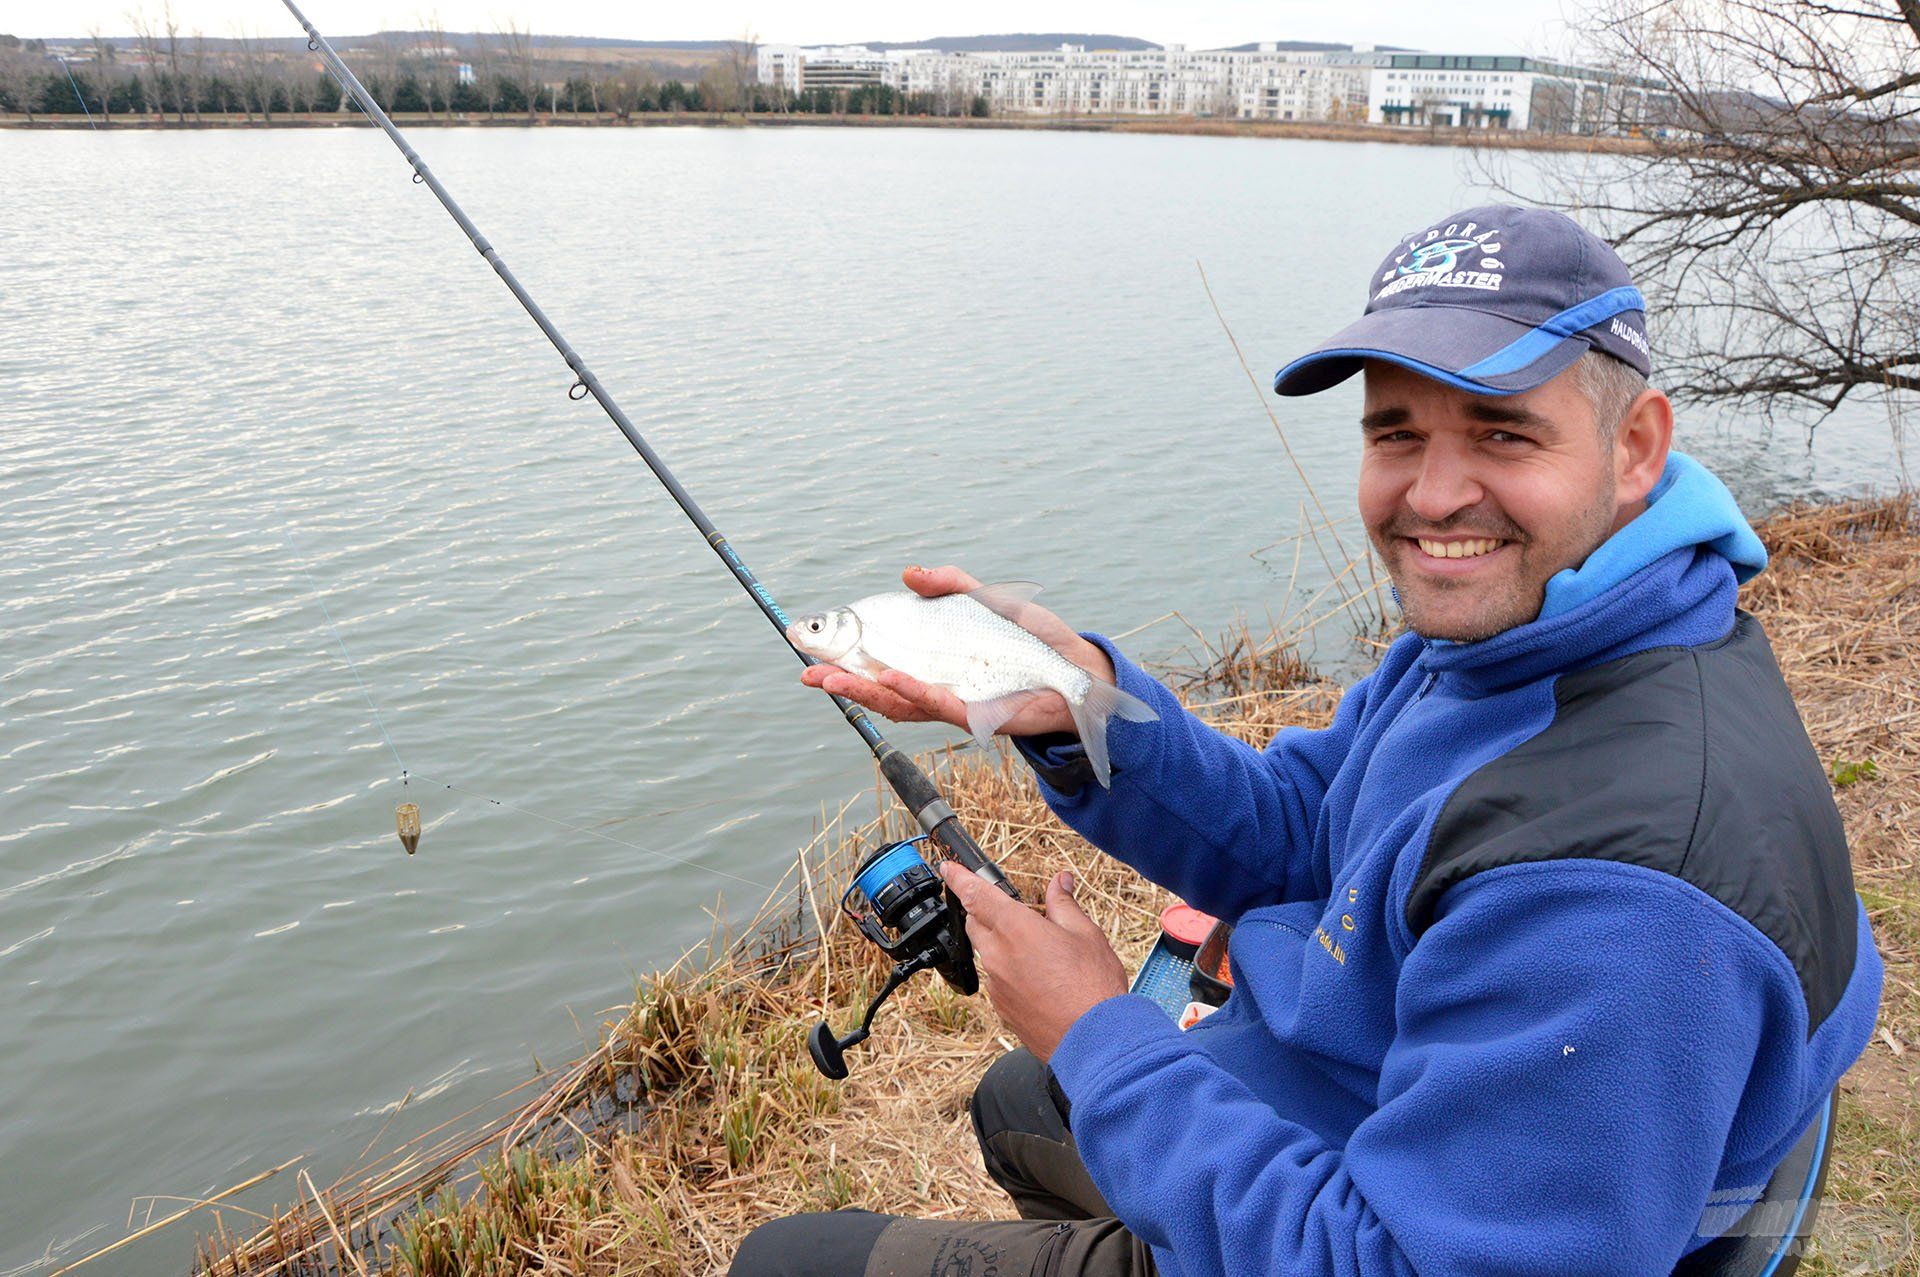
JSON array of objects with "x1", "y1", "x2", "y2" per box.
[{"x1": 1019, "y1": 453, "x2": 1881, "y2": 1277}]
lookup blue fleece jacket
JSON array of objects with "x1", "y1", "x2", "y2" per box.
[{"x1": 1022, "y1": 453, "x2": 1881, "y2": 1277}]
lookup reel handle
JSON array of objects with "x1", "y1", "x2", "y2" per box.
[{"x1": 808, "y1": 960, "x2": 922, "y2": 1079}]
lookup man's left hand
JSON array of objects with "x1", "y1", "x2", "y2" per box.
[{"x1": 938, "y1": 861, "x2": 1130, "y2": 1063}]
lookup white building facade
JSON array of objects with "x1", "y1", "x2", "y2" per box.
[
  {"x1": 756, "y1": 42, "x2": 1668, "y2": 133},
  {"x1": 1368, "y1": 53, "x2": 1671, "y2": 133},
  {"x1": 757, "y1": 42, "x2": 1386, "y2": 121}
]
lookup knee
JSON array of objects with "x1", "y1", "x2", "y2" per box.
[
  {"x1": 729, "y1": 1210, "x2": 890, "y2": 1277},
  {"x1": 970, "y1": 1047, "x2": 1060, "y2": 1152},
  {"x1": 729, "y1": 1215, "x2": 823, "y2": 1277}
]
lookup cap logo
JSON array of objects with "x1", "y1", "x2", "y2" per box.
[
  {"x1": 1609, "y1": 316, "x2": 1649, "y2": 357},
  {"x1": 1378, "y1": 221, "x2": 1506, "y2": 300}
]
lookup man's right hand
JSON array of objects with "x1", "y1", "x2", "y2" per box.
[{"x1": 797, "y1": 565, "x2": 1117, "y2": 739}]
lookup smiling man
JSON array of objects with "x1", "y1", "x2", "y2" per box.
[{"x1": 730, "y1": 206, "x2": 1882, "y2": 1277}]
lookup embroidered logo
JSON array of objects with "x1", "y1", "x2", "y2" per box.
[
  {"x1": 1316, "y1": 885, "x2": 1362, "y2": 966},
  {"x1": 1609, "y1": 315, "x2": 1649, "y2": 356},
  {"x1": 1378, "y1": 221, "x2": 1505, "y2": 299}
]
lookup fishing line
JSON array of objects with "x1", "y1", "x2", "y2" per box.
[
  {"x1": 56, "y1": 57, "x2": 98, "y2": 129},
  {"x1": 283, "y1": 522, "x2": 776, "y2": 891},
  {"x1": 402, "y1": 770, "x2": 774, "y2": 892},
  {"x1": 298, "y1": 563, "x2": 404, "y2": 779},
  {"x1": 279, "y1": 0, "x2": 1015, "y2": 900}
]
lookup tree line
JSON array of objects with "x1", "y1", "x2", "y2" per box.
[{"x1": 0, "y1": 34, "x2": 988, "y2": 124}]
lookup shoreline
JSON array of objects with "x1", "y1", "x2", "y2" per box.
[
  {"x1": 0, "y1": 109, "x2": 1656, "y2": 153},
  {"x1": 159, "y1": 492, "x2": 1920, "y2": 1276}
]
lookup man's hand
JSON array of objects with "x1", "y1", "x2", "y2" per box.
[
  {"x1": 939, "y1": 860, "x2": 1130, "y2": 1063},
  {"x1": 798, "y1": 565, "x2": 1116, "y2": 739}
]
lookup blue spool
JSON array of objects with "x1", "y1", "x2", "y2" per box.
[{"x1": 851, "y1": 838, "x2": 932, "y2": 904}]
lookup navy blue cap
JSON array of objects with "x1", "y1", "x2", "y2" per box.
[{"x1": 1273, "y1": 205, "x2": 1650, "y2": 397}]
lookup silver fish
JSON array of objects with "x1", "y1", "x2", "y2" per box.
[{"x1": 786, "y1": 582, "x2": 1157, "y2": 788}]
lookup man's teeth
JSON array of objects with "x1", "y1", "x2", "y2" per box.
[{"x1": 1417, "y1": 537, "x2": 1505, "y2": 559}]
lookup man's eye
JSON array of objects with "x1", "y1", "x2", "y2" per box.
[{"x1": 1488, "y1": 431, "x2": 1531, "y2": 444}]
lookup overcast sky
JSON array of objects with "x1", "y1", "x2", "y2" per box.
[{"x1": 0, "y1": 0, "x2": 1584, "y2": 58}]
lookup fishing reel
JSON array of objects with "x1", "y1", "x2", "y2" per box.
[{"x1": 808, "y1": 835, "x2": 979, "y2": 1079}]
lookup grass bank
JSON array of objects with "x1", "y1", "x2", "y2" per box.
[
  {"x1": 149, "y1": 494, "x2": 1917, "y2": 1275},
  {"x1": 0, "y1": 109, "x2": 1655, "y2": 153}
]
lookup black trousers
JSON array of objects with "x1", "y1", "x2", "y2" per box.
[{"x1": 729, "y1": 1049, "x2": 1157, "y2": 1277}]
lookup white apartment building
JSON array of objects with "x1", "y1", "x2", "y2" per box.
[
  {"x1": 755, "y1": 42, "x2": 1668, "y2": 133},
  {"x1": 757, "y1": 41, "x2": 1383, "y2": 121},
  {"x1": 972, "y1": 45, "x2": 1237, "y2": 117},
  {"x1": 1236, "y1": 50, "x2": 1378, "y2": 122},
  {"x1": 1368, "y1": 53, "x2": 1671, "y2": 133},
  {"x1": 757, "y1": 45, "x2": 803, "y2": 94}
]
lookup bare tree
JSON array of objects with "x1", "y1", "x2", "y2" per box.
[
  {"x1": 278, "y1": 60, "x2": 311, "y2": 116},
  {"x1": 233, "y1": 26, "x2": 272, "y2": 121},
  {"x1": 126, "y1": 7, "x2": 167, "y2": 118},
  {"x1": 416, "y1": 14, "x2": 453, "y2": 118},
  {"x1": 1503, "y1": 0, "x2": 1920, "y2": 422},
  {"x1": 712, "y1": 27, "x2": 757, "y2": 113},
  {"x1": 362, "y1": 30, "x2": 403, "y2": 111},
  {"x1": 497, "y1": 20, "x2": 538, "y2": 119},
  {"x1": 84, "y1": 28, "x2": 117, "y2": 122},
  {"x1": 473, "y1": 29, "x2": 499, "y2": 116},
  {"x1": 0, "y1": 40, "x2": 40, "y2": 122},
  {"x1": 184, "y1": 30, "x2": 209, "y2": 120},
  {"x1": 157, "y1": 2, "x2": 189, "y2": 121}
]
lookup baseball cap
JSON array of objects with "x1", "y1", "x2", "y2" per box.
[{"x1": 1272, "y1": 205, "x2": 1651, "y2": 398}]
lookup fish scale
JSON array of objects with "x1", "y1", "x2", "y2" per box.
[
  {"x1": 845, "y1": 593, "x2": 1094, "y2": 704},
  {"x1": 786, "y1": 585, "x2": 1158, "y2": 789}
]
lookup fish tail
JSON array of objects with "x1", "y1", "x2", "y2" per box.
[{"x1": 1067, "y1": 679, "x2": 1158, "y2": 789}]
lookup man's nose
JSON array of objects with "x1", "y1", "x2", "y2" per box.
[{"x1": 1404, "y1": 445, "x2": 1485, "y2": 523}]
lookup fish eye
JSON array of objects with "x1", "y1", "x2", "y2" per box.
[{"x1": 808, "y1": 620, "x2": 821, "y2": 632}]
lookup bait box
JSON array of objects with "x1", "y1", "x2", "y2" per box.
[{"x1": 1129, "y1": 936, "x2": 1199, "y2": 1021}]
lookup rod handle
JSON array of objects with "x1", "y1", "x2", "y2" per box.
[{"x1": 876, "y1": 747, "x2": 1019, "y2": 899}]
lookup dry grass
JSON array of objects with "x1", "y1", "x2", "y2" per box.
[
  {"x1": 1745, "y1": 493, "x2": 1920, "y2": 1275},
  {"x1": 132, "y1": 494, "x2": 1917, "y2": 1276}
]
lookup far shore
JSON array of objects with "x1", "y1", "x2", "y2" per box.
[{"x1": 0, "y1": 109, "x2": 1657, "y2": 153}]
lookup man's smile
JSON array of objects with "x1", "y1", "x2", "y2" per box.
[{"x1": 1401, "y1": 535, "x2": 1516, "y2": 575}]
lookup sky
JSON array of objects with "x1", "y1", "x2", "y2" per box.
[{"x1": 0, "y1": 0, "x2": 1584, "y2": 58}]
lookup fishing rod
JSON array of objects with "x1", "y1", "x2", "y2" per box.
[{"x1": 279, "y1": 1, "x2": 1018, "y2": 1076}]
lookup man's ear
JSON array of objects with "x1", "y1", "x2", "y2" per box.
[{"x1": 1614, "y1": 387, "x2": 1673, "y2": 507}]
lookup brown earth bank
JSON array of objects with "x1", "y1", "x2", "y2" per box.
[
  {"x1": 105, "y1": 493, "x2": 1915, "y2": 1276},
  {"x1": 0, "y1": 109, "x2": 1656, "y2": 153}
]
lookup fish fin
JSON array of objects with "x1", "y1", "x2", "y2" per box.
[
  {"x1": 964, "y1": 690, "x2": 1044, "y2": 749},
  {"x1": 966, "y1": 581, "x2": 1044, "y2": 619},
  {"x1": 1065, "y1": 679, "x2": 1159, "y2": 789}
]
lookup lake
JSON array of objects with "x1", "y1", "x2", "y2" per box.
[{"x1": 0, "y1": 123, "x2": 1904, "y2": 1269}]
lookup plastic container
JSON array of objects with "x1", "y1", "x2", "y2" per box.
[{"x1": 1189, "y1": 920, "x2": 1234, "y2": 1007}]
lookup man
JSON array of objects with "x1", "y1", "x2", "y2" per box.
[{"x1": 731, "y1": 206, "x2": 1881, "y2": 1277}]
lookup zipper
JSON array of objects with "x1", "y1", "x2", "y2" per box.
[{"x1": 1032, "y1": 1223, "x2": 1073, "y2": 1277}]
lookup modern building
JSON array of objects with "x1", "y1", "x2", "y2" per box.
[
  {"x1": 756, "y1": 41, "x2": 1391, "y2": 121},
  {"x1": 1235, "y1": 47, "x2": 1386, "y2": 122},
  {"x1": 1367, "y1": 53, "x2": 1671, "y2": 133},
  {"x1": 755, "y1": 41, "x2": 1669, "y2": 134},
  {"x1": 756, "y1": 44, "x2": 803, "y2": 94}
]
